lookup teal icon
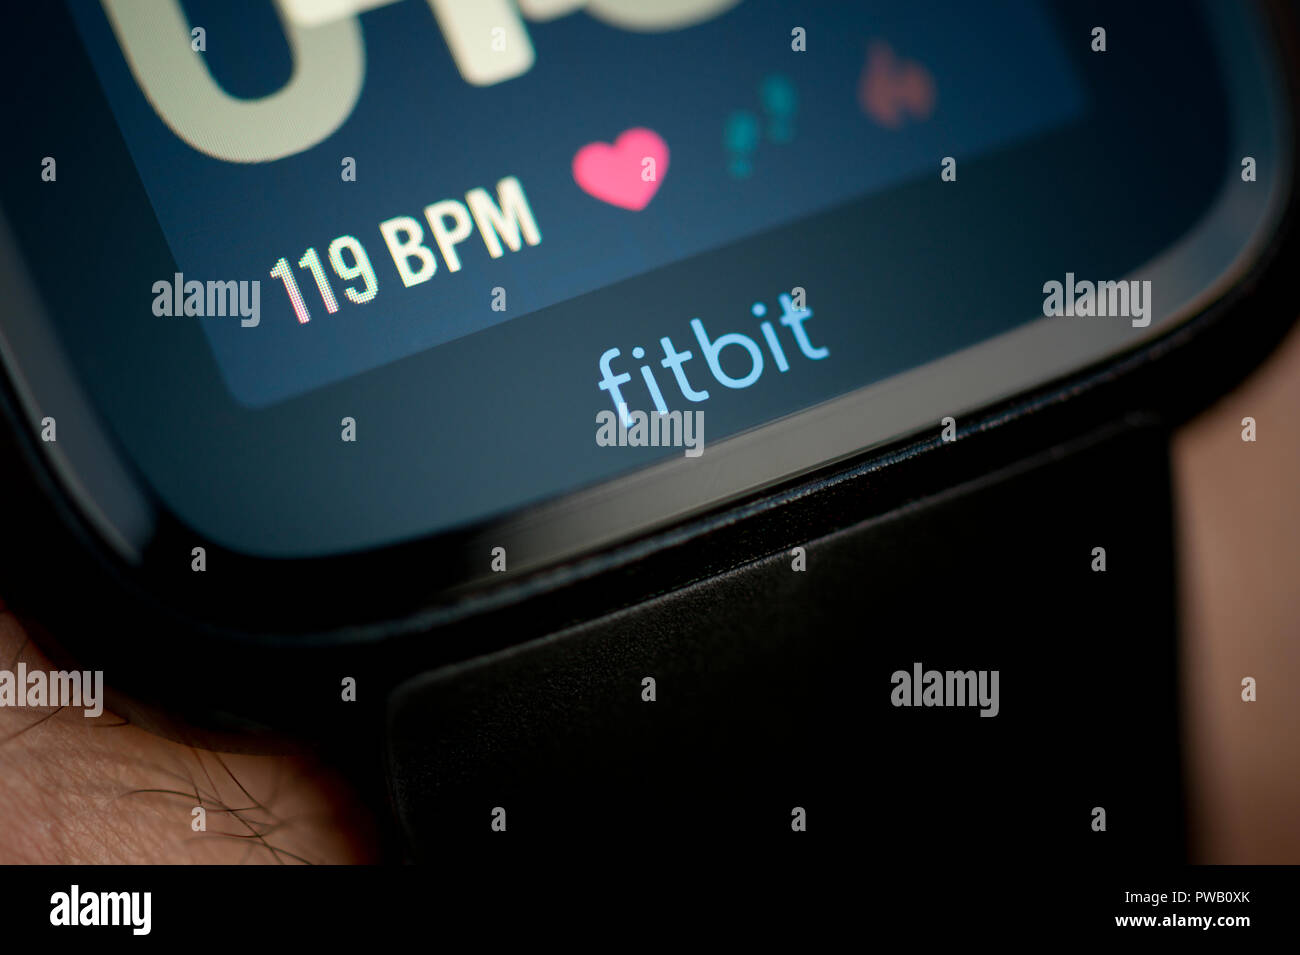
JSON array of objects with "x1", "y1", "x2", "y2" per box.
[
  {"x1": 760, "y1": 74, "x2": 797, "y2": 143},
  {"x1": 725, "y1": 75, "x2": 798, "y2": 179},
  {"x1": 725, "y1": 111, "x2": 761, "y2": 178}
]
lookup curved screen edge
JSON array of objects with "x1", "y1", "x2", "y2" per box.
[{"x1": 485, "y1": 0, "x2": 1292, "y2": 577}]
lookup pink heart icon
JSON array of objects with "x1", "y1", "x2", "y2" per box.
[{"x1": 572, "y1": 128, "x2": 669, "y2": 211}]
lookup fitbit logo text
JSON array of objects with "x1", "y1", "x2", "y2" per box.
[{"x1": 597, "y1": 292, "x2": 829, "y2": 422}]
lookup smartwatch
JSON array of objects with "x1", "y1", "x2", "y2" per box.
[{"x1": 0, "y1": 0, "x2": 1296, "y2": 859}]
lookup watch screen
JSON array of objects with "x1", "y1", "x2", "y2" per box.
[
  {"x1": 72, "y1": 0, "x2": 1083, "y2": 409},
  {"x1": 1, "y1": 0, "x2": 1267, "y2": 565}
]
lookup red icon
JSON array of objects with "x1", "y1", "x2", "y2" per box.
[{"x1": 858, "y1": 41, "x2": 936, "y2": 128}]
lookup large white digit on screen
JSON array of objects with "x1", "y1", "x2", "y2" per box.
[
  {"x1": 426, "y1": 0, "x2": 742, "y2": 88},
  {"x1": 102, "y1": 0, "x2": 743, "y2": 163},
  {"x1": 99, "y1": 0, "x2": 365, "y2": 164},
  {"x1": 583, "y1": 0, "x2": 742, "y2": 32}
]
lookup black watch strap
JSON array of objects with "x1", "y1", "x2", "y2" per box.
[{"x1": 386, "y1": 414, "x2": 1183, "y2": 860}]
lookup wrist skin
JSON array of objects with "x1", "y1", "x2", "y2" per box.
[{"x1": 0, "y1": 608, "x2": 375, "y2": 864}]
